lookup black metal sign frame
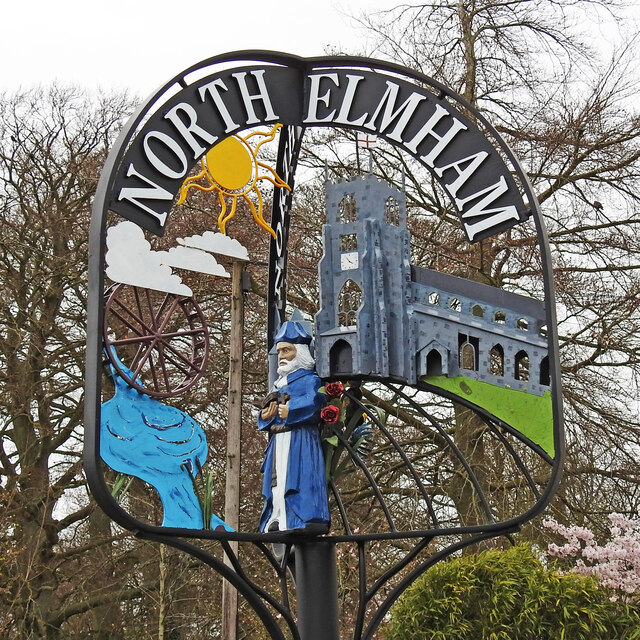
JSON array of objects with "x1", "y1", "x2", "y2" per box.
[{"x1": 84, "y1": 51, "x2": 564, "y2": 640}]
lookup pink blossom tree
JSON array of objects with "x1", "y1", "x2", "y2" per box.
[{"x1": 544, "y1": 514, "x2": 640, "y2": 597}]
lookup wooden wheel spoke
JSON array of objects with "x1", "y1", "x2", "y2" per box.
[
  {"x1": 154, "y1": 291, "x2": 175, "y2": 325},
  {"x1": 156, "y1": 327, "x2": 207, "y2": 341},
  {"x1": 130, "y1": 338, "x2": 159, "y2": 380},
  {"x1": 154, "y1": 342, "x2": 175, "y2": 390},
  {"x1": 146, "y1": 349, "x2": 165, "y2": 392},
  {"x1": 154, "y1": 297, "x2": 182, "y2": 333},
  {"x1": 132, "y1": 287, "x2": 153, "y2": 332},
  {"x1": 159, "y1": 346, "x2": 199, "y2": 375},
  {"x1": 104, "y1": 284, "x2": 209, "y2": 398},
  {"x1": 156, "y1": 337, "x2": 201, "y2": 373},
  {"x1": 110, "y1": 300, "x2": 155, "y2": 337},
  {"x1": 143, "y1": 288, "x2": 158, "y2": 332},
  {"x1": 110, "y1": 334, "x2": 156, "y2": 347}
]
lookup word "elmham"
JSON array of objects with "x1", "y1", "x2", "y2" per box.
[{"x1": 113, "y1": 65, "x2": 528, "y2": 242}]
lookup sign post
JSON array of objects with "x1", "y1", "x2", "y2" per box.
[{"x1": 222, "y1": 259, "x2": 245, "y2": 640}]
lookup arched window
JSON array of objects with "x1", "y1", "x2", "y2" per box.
[
  {"x1": 385, "y1": 196, "x2": 400, "y2": 226},
  {"x1": 516, "y1": 317, "x2": 529, "y2": 331},
  {"x1": 330, "y1": 340, "x2": 353, "y2": 375},
  {"x1": 449, "y1": 297, "x2": 462, "y2": 312},
  {"x1": 340, "y1": 234, "x2": 358, "y2": 251},
  {"x1": 472, "y1": 304, "x2": 484, "y2": 318},
  {"x1": 458, "y1": 334, "x2": 479, "y2": 371},
  {"x1": 515, "y1": 350, "x2": 530, "y2": 381},
  {"x1": 490, "y1": 345, "x2": 504, "y2": 376},
  {"x1": 494, "y1": 310, "x2": 506, "y2": 324},
  {"x1": 426, "y1": 349, "x2": 443, "y2": 376},
  {"x1": 428, "y1": 292, "x2": 440, "y2": 305},
  {"x1": 540, "y1": 356, "x2": 550, "y2": 386},
  {"x1": 460, "y1": 343, "x2": 475, "y2": 370},
  {"x1": 338, "y1": 280, "x2": 361, "y2": 327},
  {"x1": 338, "y1": 193, "x2": 357, "y2": 223}
]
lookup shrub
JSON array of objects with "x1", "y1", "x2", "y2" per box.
[{"x1": 380, "y1": 545, "x2": 640, "y2": 640}]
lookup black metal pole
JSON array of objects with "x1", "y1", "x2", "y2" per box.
[{"x1": 294, "y1": 541, "x2": 340, "y2": 640}]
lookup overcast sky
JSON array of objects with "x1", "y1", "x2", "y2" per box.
[
  {"x1": 3, "y1": 0, "x2": 637, "y2": 99},
  {"x1": 2, "y1": 0, "x2": 386, "y2": 96}
]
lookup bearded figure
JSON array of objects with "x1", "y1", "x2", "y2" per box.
[{"x1": 257, "y1": 321, "x2": 330, "y2": 534}]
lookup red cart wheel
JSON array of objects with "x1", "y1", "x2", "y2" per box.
[{"x1": 103, "y1": 284, "x2": 209, "y2": 398}]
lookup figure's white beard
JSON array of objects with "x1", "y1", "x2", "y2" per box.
[{"x1": 277, "y1": 344, "x2": 315, "y2": 377}]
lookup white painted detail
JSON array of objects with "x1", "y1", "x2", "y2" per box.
[
  {"x1": 155, "y1": 245, "x2": 230, "y2": 278},
  {"x1": 177, "y1": 230, "x2": 250, "y2": 261},
  {"x1": 340, "y1": 251, "x2": 359, "y2": 270},
  {"x1": 105, "y1": 221, "x2": 192, "y2": 296}
]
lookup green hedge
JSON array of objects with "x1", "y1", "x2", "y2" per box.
[{"x1": 380, "y1": 545, "x2": 640, "y2": 640}]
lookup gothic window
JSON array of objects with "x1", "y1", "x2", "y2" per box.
[
  {"x1": 338, "y1": 279, "x2": 362, "y2": 327},
  {"x1": 458, "y1": 334, "x2": 479, "y2": 370},
  {"x1": 472, "y1": 304, "x2": 484, "y2": 318},
  {"x1": 330, "y1": 340, "x2": 353, "y2": 375},
  {"x1": 426, "y1": 350, "x2": 443, "y2": 376},
  {"x1": 515, "y1": 350, "x2": 530, "y2": 381},
  {"x1": 540, "y1": 356, "x2": 550, "y2": 386},
  {"x1": 385, "y1": 196, "x2": 400, "y2": 226},
  {"x1": 338, "y1": 193, "x2": 357, "y2": 223},
  {"x1": 494, "y1": 310, "x2": 506, "y2": 324},
  {"x1": 449, "y1": 297, "x2": 462, "y2": 312},
  {"x1": 516, "y1": 317, "x2": 529, "y2": 331},
  {"x1": 339, "y1": 233, "x2": 359, "y2": 270},
  {"x1": 340, "y1": 234, "x2": 358, "y2": 251},
  {"x1": 490, "y1": 344, "x2": 504, "y2": 376},
  {"x1": 428, "y1": 292, "x2": 440, "y2": 305}
]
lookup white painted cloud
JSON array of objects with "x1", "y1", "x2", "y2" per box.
[
  {"x1": 177, "y1": 231, "x2": 250, "y2": 261},
  {"x1": 156, "y1": 245, "x2": 230, "y2": 278},
  {"x1": 105, "y1": 221, "x2": 193, "y2": 296}
]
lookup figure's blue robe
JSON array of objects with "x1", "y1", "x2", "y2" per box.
[{"x1": 257, "y1": 368, "x2": 330, "y2": 532}]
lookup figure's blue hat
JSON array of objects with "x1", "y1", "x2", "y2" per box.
[{"x1": 274, "y1": 321, "x2": 312, "y2": 345}]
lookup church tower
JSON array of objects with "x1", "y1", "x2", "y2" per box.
[{"x1": 315, "y1": 175, "x2": 415, "y2": 382}]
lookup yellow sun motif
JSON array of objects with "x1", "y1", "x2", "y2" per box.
[{"x1": 177, "y1": 123, "x2": 291, "y2": 239}]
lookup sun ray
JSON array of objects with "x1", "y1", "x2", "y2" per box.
[
  {"x1": 256, "y1": 161, "x2": 292, "y2": 191},
  {"x1": 219, "y1": 194, "x2": 240, "y2": 235},
  {"x1": 246, "y1": 187, "x2": 275, "y2": 236},
  {"x1": 248, "y1": 124, "x2": 281, "y2": 153},
  {"x1": 217, "y1": 190, "x2": 229, "y2": 231},
  {"x1": 177, "y1": 123, "x2": 290, "y2": 239},
  {"x1": 177, "y1": 160, "x2": 212, "y2": 205}
]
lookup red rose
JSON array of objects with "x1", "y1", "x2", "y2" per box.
[
  {"x1": 320, "y1": 405, "x2": 341, "y2": 423},
  {"x1": 325, "y1": 382, "x2": 345, "y2": 398}
]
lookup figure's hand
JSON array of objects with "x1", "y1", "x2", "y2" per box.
[
  {"x1": 278, "y1": 401, "x2": 290, "y2": 419},
  {"x1": 261, "y1": 401, "x2": 278, "y2": 420}
]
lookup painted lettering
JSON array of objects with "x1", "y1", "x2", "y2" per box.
[
  {"x1": 199, "y1": 79, "x2": 240, "y2": 133},
  {"x1": 363, "y1": 81, "x2": 426, "y2": 143},
  {"x1": 142, "y1": 131, "x2": 188, "y2": 179},
  {"x1": 334, "y1": 74, "x2": 368, "y2": 126},
  {"x1": 117, "y1": 164, "x2": 171, "y2": 226},
  {"x1": 303, "y1": 73, "x2": 340, "y2": 124},
  {"x1": 456, "y1": 176, "x2": 520, "y2": 241},
  {"x1": 272, "y1": 128, "x2": 295, "y2": 308},
  {"x1": 405, "y1": 103, "x2": 467, "y2": 167},
  {"x1": 232, "y1": 70, "x2": 278, "y2": 125},
  {"x1": 435, "y1": 151, "x2": 488, "y2": 199},
  {"x1": 164, "y1": 102, "x2": 218, "y2": 159},
  {"x1": 273, "y1": 221, "x2": 286, "y2": 307}
]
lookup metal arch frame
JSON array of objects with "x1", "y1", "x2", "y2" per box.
[
  {"x1": 314, "y1": 383, "x2": 554, "y2": 544},
  {"x1": 84, "y1": 50, "x2": 564, "y2": 639}
]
